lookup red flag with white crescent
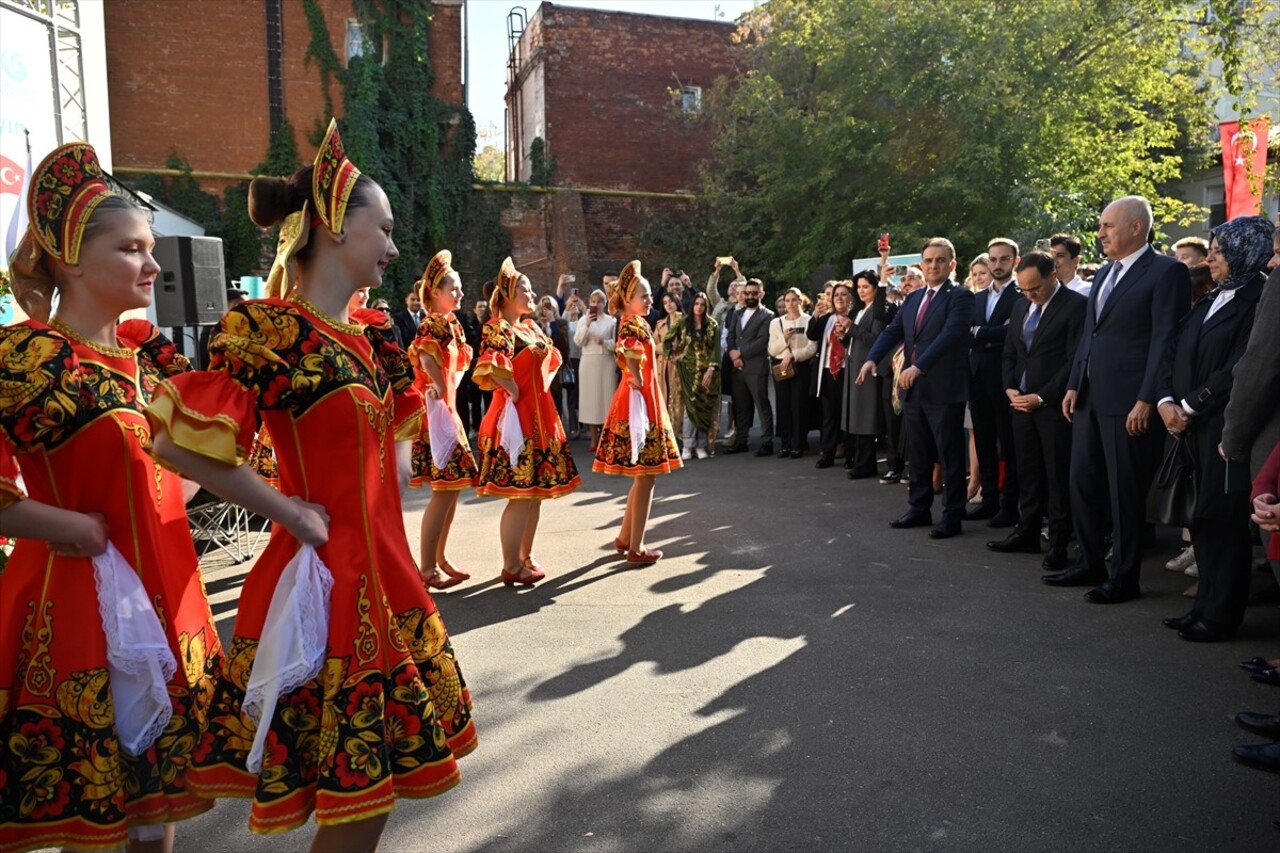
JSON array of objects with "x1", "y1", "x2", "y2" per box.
[
  {"x1": 0, "y1": 155, "x2": 23, "y2": 194},
  {"x1": 1220, "y1": 117, "x2": 1271, "y2": 220}
]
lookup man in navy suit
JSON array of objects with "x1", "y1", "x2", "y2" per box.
[
  {"x1": 861, "y1": 238, "x2": 976, "y2": 539},
  {"x1": 967, "y1": 237, "x2": 1027, "y2": 527},
  {"x1": 1045, "y1": 196, "x2": 1191, "y2": 602}
]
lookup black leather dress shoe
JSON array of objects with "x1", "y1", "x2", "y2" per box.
[
  {"x1": 964, "y1": 504, "x2": 998, "y2": 521},
  {"x1": 848, "y1": 470, "x2": 875, "y2": 480},
  {"x1": 1253, "y1": 669, "x2": 1280, "y2": 687},
  {"x1": 1084, "y1": 585, "x2": 1140, "y2": 604},
  {"x1": 790, "y1": 449, "x2": 803, "y2": 459},
  {"x1": 1237, "y1": 712, "x2": 1280, "y2": 738},
  {"x1": 815, "y1": 457, "x2": 834, "y2": 469},
  {"x1": 1041, "y1": 549, "x2": 1069, "y2": 570},
  {"x1": 987, "y1": 510, "x2": 1019, "y2": 529},
  {"x1": 1178, "y1": 620, "x2": 1236, "y2": 642},
  {"x1": 1242, "y1": 657, "x2": 1274, "y2": 673},
  {"x1": 1162, "y1": 612, "x2": 1199, "y2": 631},
  {"x1": 929, "y1": 521, "x2": 962, "y2": 539},
  {"x1": 1041, "y1": 566, "x2": 1107, "y2": 587},
  {"x1": 987, "y1": 532, "x2": 1041, "y2": 554},
  {"x1": 754, "y1": 443, "x2": 774, "y2": 457},
  {"x1": 889, "y1": 510, "x2": 932, "y2": 529},
  {"x1": 1233, "y1": 740, "x2": 1280, "y2": 773},
  {"x1": 724, "y1": 444, "x2": 748, "y2": 454},
  {"x1": 777, "y1": 447, "x2": 791, "y2": 458}
]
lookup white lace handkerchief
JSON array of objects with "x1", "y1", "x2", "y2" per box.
[
  {"x1": 93, "y1": 542, "x2": 178, "y2": 757},
  {"x1": 427, "y1": 395, "x2": 459, "y2": 471},
  {"x1": 499, "y1": 396, "x2": 525, "y2": 465},
  {"x1": 243, "y1": 544, "x2": 334, "y2": 773},
  {"x1": 628, "y1": 387, "x2": 649, "y2": 465}
]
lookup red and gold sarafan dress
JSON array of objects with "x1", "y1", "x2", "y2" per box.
[
  {"x1": 593, "y1": 314, "x2": 683, "y2": 477},
  {"x1": 0, "y1": 319, "x2": 222, "y2": 853},
  {"x1": 473, "y1": 318, "x2": 581, "y2": 498},
  {"x1": 408, "y1": 312, "x2": 478, "y2": 490},
  {"x1": 145, "y1": 300, "x2": 477, "y2": 835}
]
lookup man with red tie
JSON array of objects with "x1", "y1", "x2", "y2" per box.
[{"x1": 861, "y1": 238, "x2": 976, "y2": 539}]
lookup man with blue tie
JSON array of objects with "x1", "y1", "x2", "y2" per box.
[
  {"x1": 860, "y1": 238, "x2": 976, "y2": 539},
  {"x1": 988, "y1": 252, "x2": 1086, "y2": 569},
  {"x1": 967, "y1": 237, "x2": 1026, "y2": 527},
  {"x1": 1045, "y1": 196, "x2": 1191, "y2": 602}
]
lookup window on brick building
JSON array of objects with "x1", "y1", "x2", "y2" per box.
[
  {"x1": 346, "y1": 19, "x2": 365, "y2": 63},
  {"x1": 681, "y1": 86, "x2": 702, "y2": 114}
]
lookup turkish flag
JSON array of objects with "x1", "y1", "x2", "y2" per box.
[
  {"x1": 0, "y1": 155, "x2": 24, "y2": 194},
  {"x1": 1220, "y1": 117, "x2": 1271, "y2": 219}
]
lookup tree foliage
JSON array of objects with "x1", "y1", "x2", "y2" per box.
[{"x1": 692, "y1": 0, "x2": 1265, "y2": 284}]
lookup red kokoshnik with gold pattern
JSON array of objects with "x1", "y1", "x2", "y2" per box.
[
  {"x1": 144, "y1": 119, "x2": 477, "y2": 835},
  {"x1": 0, "y1": 142, "x2": 225, "y2": 852}
]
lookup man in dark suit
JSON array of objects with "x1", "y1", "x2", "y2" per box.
[
  {"x1": 1046, "y1": 195, "x2": 1191, "y2": 602},
  {"x1": 392, "y1": 288, "x2": 425, "y2": 348},
  {"x1": 988, "y1": 252, "x2": 1086, "y2": 569},
  {"x1": 726, "y1": 278, "x2": 776, "y2": 456},
  {"x1": 967, "y1": 237, "x2": 1026, "y2": 527},
  {"x1": 860, "y1": 238, "x2": 976, "y2": 539}
]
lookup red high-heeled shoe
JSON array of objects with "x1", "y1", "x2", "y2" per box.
[
  {"x1": 422, "y1": 567, "x2": 464, "y2": 590},
  {"x1": 625, "y1": 548, "x2": 663, "y2": 565},
  {"x1": 501, "y1": 565, "x2": 545, "y2": 587},
  {"x1": 438, "y1": 559, "x2": 471, "y2": 581}
]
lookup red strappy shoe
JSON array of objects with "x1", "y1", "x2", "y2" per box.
[
  {"x1": 438, "y1": 559, "x2": 471, "y2": 581},
  {"x1": 501, "y1": 564, "x2": 545, "y2": 587},
  {"x1": 625, "y1": 549, "x2": 663, "y2": 565},
  {"x1": 422, "y1": 566, "x2": 464, "y2": 590}
]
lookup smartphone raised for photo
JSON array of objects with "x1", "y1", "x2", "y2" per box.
[{"x1": 717, "y1": 256, "x2": 734, "y2": 266}]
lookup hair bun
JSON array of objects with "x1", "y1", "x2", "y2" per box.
[{"x1": 248, "y1": 175, "x2": 307, "y2": 227}]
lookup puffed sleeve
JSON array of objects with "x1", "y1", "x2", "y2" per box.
[
  {"x1": 0, "y1": 324, "x2": 81, "y2": 493},
  {"x1": 473, "y1": 319, "x2": 515, "y2": 390},
  {"x1": 146, "y1": 302, "x2": 292, "y2": 467},
  {"x1": 355, "y1": 307, "x2": 424, "y2": 441},
  {"x1": 118, "y1": 319, "x2": 191, "y2": 377},
  {"x1": 408, "y1": 313, "x2": 453, "y2": 371},
  {"x1": 615, "y1": 314, "x2": 650, "y2": 370}
]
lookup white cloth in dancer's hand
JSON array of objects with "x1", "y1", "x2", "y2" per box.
[
  {"x1": 93, "y1": 542, "x2": 177, "y2": 757},
  {"x1": 244, "y1": 545, "x2": 333, "y2": 773},
  {"x1": 426, "y1": 395, "x2": 459, "y2": 470},
  {"x1": 499, "y1": 396, "x2": 524, "y2": 465},
  {"x1": 628, "y1": 387, "x2": 649, "y2": 465}
]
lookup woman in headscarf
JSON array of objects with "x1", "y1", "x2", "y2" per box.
[
  {"x1": 148, "y1": 120, "x2": 477, "y2": 847},
  {"x1": 1158, "y1": 214, "x2": 1274, "y2": 643},
  {"x1": 593, "y1": 261, "x2": 683, "y2": 563},
  {"x1": 0, "y1": 141, "x2": 222, "y2": 853},
  {"x1": 474, "y1": 258, "x2": 582, "y2": 586},
  {"x1": 408, "y1": 250, "x2": 479, "y2": 590}
]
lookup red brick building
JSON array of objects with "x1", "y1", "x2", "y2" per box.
[
  {"x1": 502, "y1": 2, "x2": 742, "y2": 284},
  {"x1": 103, "y1": 0, "x2": 463, "y2": 190}
]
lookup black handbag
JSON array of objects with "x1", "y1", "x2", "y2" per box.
[{"x1": 1147, "y1": 435, "x2": 1197, "y2": 527}]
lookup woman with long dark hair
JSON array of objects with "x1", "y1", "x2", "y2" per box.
[
  {"x1": 663, "y1": 290, "x2": 722, "y2": 459},
  {"x1": 844, "y1": 270, "x2": 889, "y2": 478},
  {"x1": 808, "y1": 281, "x2": 855, "y2": 469}
]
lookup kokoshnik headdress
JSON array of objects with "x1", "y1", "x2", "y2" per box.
[
  {"x1": 265, "y1": 117, "x2": 363, "y2": 298},
  {"x1": 8, "y1": 142, "x2": 115, "y2": 321},
  {"x1": 489, "y1": 256, "x2": 524, "y2": 315},
  {"x1": 611, "y1": 260, "x2": 643, "y2": 308},
  {"x1": 420, "y1": 250, "x2": 456, "y2": 299}
]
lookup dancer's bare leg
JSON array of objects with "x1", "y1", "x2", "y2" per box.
[
  {"x1": 519, "y1": 499, "x2": 543, "y2": 565},
  {"x1": 626, "y1": 476, "x2": 656, "y2": 552},
  {"x1": 311, "y1": 813, "x2": 389, "y2": 853},
  {"x1": 500, "y1": 499, "x2": 534, "y2": 574}
]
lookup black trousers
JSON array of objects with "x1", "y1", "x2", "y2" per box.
[
  {"x1": 849, "y1": 434, "x2": 877, "y2": 476},
  {"x1": 1011, "y1": 406, "x2": 1071, "y2": 548},
  {"x1": 458, "y1": 373, "x2": 486, "y2": 433},
  {"x1": 970, "y1": 374, "x2": 1019, "y2": 514},
  {"x1": 1189, "y1": 498, "x2": 1253, "y2": 629},
  {"x1": 904, "y1": 398, "x2": 968, "y2": 522},
  {"x1": 731, "y1": 368, "x2": 774, "y2": 446},
  {"x1": 775, "y1": 361, "x2": 811, "y2": 451},
  {"x1": 1068, "y1": 395, "x2": 1161, "y2": 592},
  {"x1": 816, "y1": 371, "x2": 846, "y2": 462},
  {"x1": 880, "y1": 375, "x2": 904, "y2": 472}
]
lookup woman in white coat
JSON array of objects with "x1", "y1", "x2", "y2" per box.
[{"x1": 574, "y1": 288, "x2": 619, "y2": 451}]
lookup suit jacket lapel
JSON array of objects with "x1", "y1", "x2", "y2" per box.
[
  {"x1": 1199, "y1": 293, "x2": 1239, "y2": 337},
  {"x1": 923, "y1": 282, "x2": 953, "y2": 335},
  {"x1": 1096, "y1": 249, "x2": 1153, "y2": 326}
]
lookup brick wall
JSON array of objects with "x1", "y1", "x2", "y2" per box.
[{"x1": 104, "y1": 0, "x2": 463, "y2": 187}]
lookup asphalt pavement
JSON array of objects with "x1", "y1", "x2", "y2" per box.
[{"x1": 186, "y1": 440, "x2": 1280, "y2": 852}]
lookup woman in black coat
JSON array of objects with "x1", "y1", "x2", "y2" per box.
[
  {"x1": 842, "y1": 270, "x2": 889, "y2": 478},
  {"x1": 1158, "y1": 215, "x2": 1274, "y2": 642}
]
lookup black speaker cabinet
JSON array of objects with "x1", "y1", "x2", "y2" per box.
[{"x1": 153, "y1": 235, "x2": 227, "y2": 326}]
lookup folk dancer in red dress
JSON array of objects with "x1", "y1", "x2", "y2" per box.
[
  {"x1": 146, "y1": 120, "x2": 477, "y2": 849},
  {"x1": 408, "y1": 250, "x2": 478, "y2": 590},
  {"x1": 473, "y1": 258, "x2": 582, "y2": 586},
  {"x1": 593, "y1": 261, "x2": 683, "y2": 564},
  {"x1": 0, "y1": 142, "x2": 223, "y2": 853}
]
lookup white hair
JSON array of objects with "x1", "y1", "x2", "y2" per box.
[{"x1": 1111, "y1": 195, "x2": 1154, "y2": 236}]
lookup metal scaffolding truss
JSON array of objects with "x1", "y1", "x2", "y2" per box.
[{"x1": 0, "y1": 0, "x2": 87, "y2": 145}]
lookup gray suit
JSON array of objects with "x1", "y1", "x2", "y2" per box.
[
  {"x1": 1222, "y1": 265, "x2": 1280, "y2": 476},
  {"x1": 726, "y1": 306, "x2": 776, "y2": 447}
]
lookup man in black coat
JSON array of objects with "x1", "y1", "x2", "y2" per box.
[
  {"x1": 988, "y1": 252, "x2": 1086, "y2": 569},
  {"x1": 967, "y1": 237, "x2": 1026, "y2": 527},
  {"x1": 1047, "y1": 196, "x2": 1191, "y2": 602},
  {"x1": 391, "y1": 288, "x2": 425, "y2": 349},
  {"x1": 861, "y1": 238, "x2": 976, "y2": 539},
  {"x1": 725, "y1": 278, "x2": 776, "y2": 455}
]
